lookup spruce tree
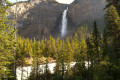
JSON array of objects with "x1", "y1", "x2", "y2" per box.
[
  {"x1": 105, "y1": 5, "x2": 120, "y2": 60},
  {"x1": 92, "y1": 20, "x2": 101, "y2": 63},
  {"x1": 105, "y1": 5, "x2": 120, "y2": 37},
  {"x1": 0, "y1": 0, "x2": 15, "y2": 79},
  {"x1": 65, "y1": 37, "x2": 74, "y2": 77},
  {"x1": 54, "y1": 37, "x2": 61, "y2": 79},
  {"x1": 105, "y1": 5, "x2": 120, "y2": 79},
  {"x1": 106, "y1": 0, "x2": 120, "y2": 15},
  {"x1": 86, "y1": 20, "x2": 101, "y2": 79},
  {"x1": 86, "y1": 37, "x2": 94, "y2": 80}
]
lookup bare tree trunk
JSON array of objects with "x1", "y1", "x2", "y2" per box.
[
  {"x1": 0, "y1": 0, "x2": 2, "y2": 6},
  {"x1": 62, "y1": 60, "x2": 64, "y2": 80},
  {"x1": 66, "y1": 62, "x2": 70, "y2": 79},
  {"x1": 13, "y1": 0, "x2": 17, "y2": 79},
  {"x1": 21, "y1": 62, "x2": 23, "y2": 80},
  {"x1": 46, "y1": 58, "x2": 49, "y2": 80},
  {"x1": 37, "y1": 56, "x2": 39, "y2": 80},
  {"x1": 88, "y1": 58, "x2": 90, "y2": 79},
  {"x1": 27, "y1": 66, "x2": 28, "y2": 80}
]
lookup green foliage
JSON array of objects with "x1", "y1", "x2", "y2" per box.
[
  {"x1": 105, "y1": 5, "x2": 120, "y2": 80},
  {"x1": 105, "y1": 5, "x2": 120, "y2": 38},
  {"x1": 0, "y1": 0, "x2": 15, "y2": 78},
  {"x1": 106, "y1": 0, "x2": 120, "y2": 15}
]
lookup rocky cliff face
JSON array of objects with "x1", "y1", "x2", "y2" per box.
[
  {"x1": 8, "y1": 0, "x2": 67, "y2": 39},
  {"x1": 8, "y1": 0, "x2": 106, "y2": 39},
  {"x1": 67, "y1": 0, "x2": 106, "y2": 33}
]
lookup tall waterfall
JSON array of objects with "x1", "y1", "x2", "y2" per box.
[{"x1": 61, "y1": 7, "x2": 68, "y2": 38}]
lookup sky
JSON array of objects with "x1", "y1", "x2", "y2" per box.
[
  {"x1": 8, "y1": 0, "x2": 28, "y2": 3},
  {"x1": 8, "y1": 0, "x2": 74, "y2": 4},
  {"x1": 56, "y1": 0, "x2": 74, "y2": 4}
]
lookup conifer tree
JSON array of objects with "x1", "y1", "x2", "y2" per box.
[
  {"x1": 60, "y1": 40, "x2": 66, "y2": 80},
  {"x1": 53, "y1": 37, "x2": 64, "y2": 80},
  {"x1": 65, "y1": 37, "x2": 74, "y2": 77},
  {"x1": 102, "y1": 27, "x2": 109, "y2": 58},
  {"x1": 105, "y1": 5, "x2": 120, "y2": 61},
  {"x1": 92, "y1": 20, "x2": 101, "y2": 63},
  {"x1": 86, "y1": 37, "x2": 94, "y2": 79},
  {"x1": 106, "y1": 0, "x2": 120, "y2": 14},
  {"x1": 0, "y1": 0, "x2": 15, "y2": 78},
  {"x1": 54, "y1": 37, "x2": 60, "y2": 76},
  {"x1": 35, "y1": 37, "x2": 41, "y2": 80},
  {"x1": 48, "y1": 36, "x2": 56, "y2": 58},
  {"x1": 105, "y1": 5, "x2": 120, "y2": 38},
  {"x1": 105, "y1": 5, "x2": 120, "y2": 79},
  {"x1": 86, "y1": 21, "x2": 101, "y2": 79}
]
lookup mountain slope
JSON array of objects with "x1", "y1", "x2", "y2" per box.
[{"x1": 8, "y1": 0, "x2": 106, "y2": 39}]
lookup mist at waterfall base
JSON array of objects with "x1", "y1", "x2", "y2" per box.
[
  {"x1": 16, "y1": 61, "x2": 90, "y2": 80},
  {"x1": 61, "y1": 7, "x2": 68, "y2": 38},
  {"x1": 16, "y1": 62, "x2": 76, "y2": 80}
]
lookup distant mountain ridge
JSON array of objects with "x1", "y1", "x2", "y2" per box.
[{"x1": 8, "y1": 0, "x2": 106, "y2": 39}]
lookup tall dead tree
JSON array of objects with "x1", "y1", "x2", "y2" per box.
[{"x1": 14, "y1": 0, "x2": 18, "y2": 79}]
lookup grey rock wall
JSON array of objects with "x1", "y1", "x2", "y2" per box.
[{"x1": 8, "y1": 0, "x2": 106, "y2": 39}]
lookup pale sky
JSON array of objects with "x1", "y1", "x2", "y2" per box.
[
  {"x1": 8, "y1": 0, "x2": 74, "y2": 4},
  {"x1": 8, "y1": 0, "x2": 28, "y2": 3},
  {"x1": 56, "y1": 0, "x2": 74, "y2": 4}
]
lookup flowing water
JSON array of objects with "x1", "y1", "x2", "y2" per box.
[
  {"x1": 61, "y1": 7, "x2": 68, "y2": 38},
  {"x1": 16, "y1": 61, "x2": 91, "y2": 80},
  {"x1": 16, "y1": 62, "x2": 76, "y2": 80}
]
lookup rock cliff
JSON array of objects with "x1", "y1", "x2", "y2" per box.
[
  {"x1": 67, "y1": 0, "x2": 106, "y2": 33},
  {"x1": 8, "y1": 0, "x2": 106, "y2": 39}
]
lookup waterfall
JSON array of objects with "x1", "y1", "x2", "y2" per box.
[{"x1": 61, "y1": 7, "x2": 68, "y2": 38}]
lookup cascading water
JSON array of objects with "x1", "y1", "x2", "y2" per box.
[{"x1": 61, "y1": 7, "x2": 68, "y2": 38}]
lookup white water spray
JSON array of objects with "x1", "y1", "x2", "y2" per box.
[
  {"x1": 61, "y1": 7, "x2": 68, "y2": 38},
  {"x1": 16, "y1": 61, "x2": 90, "y2": 80}
]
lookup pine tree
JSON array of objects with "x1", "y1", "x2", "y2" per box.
[
  {"x1": 105, "y1": 5, "x2": 120, "y2": 79},
  {"x1": 86, "y1": 37, "x2": 94, "y2": 80},
  {"x1": 35, "y1": 37, "x2": 42, "y2": 80},
  {"x1": 43, "y1": 38, "x2": 51, "y2": 80},
  {"x1": 0, "y1": 0, "x2": 15, "y2": 79},
  {"x1": 86, "y1": 21, "x2": 101, "y2": 79},
  {"x1": 102, "y1": 27, "x2": 109, "y2": 58},
  {"x1": 105, "y1": 5, "x2": 120, "y2": 60},
  {"x1": 105, "y1": 5, "x2": 120, "y2": 37},
  {"x1": 48, "y1": 36, "x2": 56, "y2": 58},
  {"x1": 106, "y1": 0, "x2": 120, "y2": 15},
  {"x1": 92, "y1": 20, "x2": 101, "y2": 63},
  {"x1": 60, "y1": 40, "x2": 66, "y2": 80},
  {"x1": 54, "y1": 37, "x2": 61, "y2": 79},
  {"x1": 65, "y1": 37, "x2": 74, "y2": 77}
]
